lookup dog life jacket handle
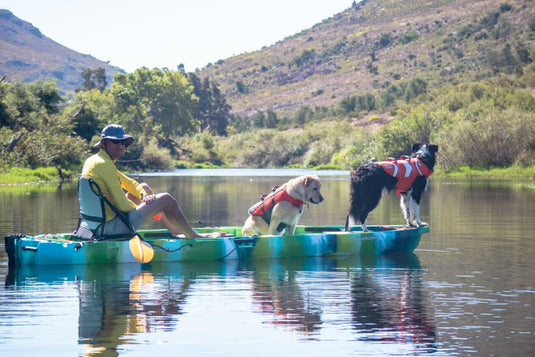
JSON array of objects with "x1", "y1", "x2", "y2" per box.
[
  {"x1": 379, "y1": 157, "x2": 433, "y2": 192},
  {"x1": 248, "y1": 186, "x2": 305, "y2": 223}
]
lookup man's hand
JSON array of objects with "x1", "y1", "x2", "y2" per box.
[{"x1": 141, "y1": 194, "x2": 156, "y2": 204}]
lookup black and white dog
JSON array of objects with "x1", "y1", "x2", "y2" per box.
[{"x1": 345, "y1": 143, "x2": 438, "y2": 231}]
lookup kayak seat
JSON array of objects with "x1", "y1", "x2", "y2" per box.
[{"x1": 72, "y1": 177, "x2": 135, "y2": 240}]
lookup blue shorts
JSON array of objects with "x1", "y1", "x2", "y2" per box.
[
  {"x1": 128, "y1": 209, "x2": 145, "y2": 228},
  {"x1": 103, "y1": 210, "x2": 146, "y2": 235}
]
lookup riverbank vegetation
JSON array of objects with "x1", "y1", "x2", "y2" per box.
[
  {"x1": 3, "y1": 0, "x2": 535, "y2": 185},
  {"x1": 2, "y1": 67, "x2": 535, "y2": 185}
]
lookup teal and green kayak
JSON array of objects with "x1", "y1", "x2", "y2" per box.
[{"x1": 5, "y1": 225, "x2": 429, "y2": 266}]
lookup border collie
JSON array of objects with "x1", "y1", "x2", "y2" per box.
[{"x1": 345, "y1": 143, "x2": 438, "y2": 231}]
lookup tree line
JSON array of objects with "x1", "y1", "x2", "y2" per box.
[
  {"x1": 2, "y1": 66, "x2": 535, "y2": 182},
  {"x1": 0, "y1": 68, "x2": 232, "y2": 175}
]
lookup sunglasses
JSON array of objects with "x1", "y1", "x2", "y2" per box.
[{"x1": 108, "y1": 139, "x2": 128, "y2": 146}]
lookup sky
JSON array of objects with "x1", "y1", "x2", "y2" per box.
[{"x1": 3, "y1": 0, "x2": 353, "y2": 73}]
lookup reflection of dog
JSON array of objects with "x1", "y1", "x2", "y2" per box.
[
  {"x1": 242, "y1": 175, "x2": 324, "y2": 236},
  {"x1": 345, "y1": 143, "x2": 438, "y2": 232}
]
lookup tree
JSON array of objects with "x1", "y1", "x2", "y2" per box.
[
  {"x1": 81, "y1": 68, "x2": 95, "y2": 91},
  {"x1": 111, "y1": 68, "x2": 199, "y2": 141},
  {"x1": 403, "y1": 78, "x2": 428, "y2": 102},
  {"x1": 0, "y1": 80, "x2": 12, "y2": 128},
  {"x1": 28, "y1": 80, "x2": 63, "y2": 116},
  {"x1": 81, "y1": 67, "x2": 108, "y2": 91},
  {"x1": 1, "y1": 81, "x2": 53, "y2": 131},
  {"x1": 68, "y1": 89, "x2": 115, "y2": 142},
  {"x1": 189, "y1": 73, "x2": 231, "y2": 135},
  {"x1": 264, "y1": 110, "x2": 278, "y2": 129},
  {"x1": 252, "y1": 111, "x2": 265, "y2": 128},
  {"x1": 208, "y1": 82, "x2": 231, "y2": 135},
  {"x1": 339, "y1": 96, "x2": 357, "y2": 115}
]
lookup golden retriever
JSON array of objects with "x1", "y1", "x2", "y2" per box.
[{"x1": 242, "y1": 175, "x2": 324, "y2": 236}]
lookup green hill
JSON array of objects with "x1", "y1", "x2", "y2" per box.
[
  {"x1": 0, "y1": 9, "x2": 124, "y2": 94},
  {"x1": 2, "y1": 0, "x2": 533, "y2": 116},
  {"x1": 199, "y1": 0, "x2": 534, "y2": 119}
]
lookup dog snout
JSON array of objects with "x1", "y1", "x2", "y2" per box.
[{"x1": 311, "y1": 194, "x2": 324, "y2": 204}]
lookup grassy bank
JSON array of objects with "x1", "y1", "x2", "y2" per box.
[
  {"x1": 0, "y1": 167, "x2": 65, "y2": 185},
  {"x1": 436, "y1": 165, "x2": 535, "y2": 179}
]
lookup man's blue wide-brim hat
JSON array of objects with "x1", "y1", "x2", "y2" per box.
[{"x1": 94, "y1": 124, "x2": 134, "y2": 148}]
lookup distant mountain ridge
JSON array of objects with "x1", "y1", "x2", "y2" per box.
[
  {"x1": 198, "y1": 0, "x2": 534, "y2": 118},
  {"x1": 1, "y1": 0, "x2": 534, "y2": 117},
  {"x1": 0, "y1": 9, "x2": 124, "y2": 94}
]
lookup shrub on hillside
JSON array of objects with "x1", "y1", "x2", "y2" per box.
[
  {"x1": 140, "y1": 139, "x2": 174, "y2": 171},
  {"x1": 435, "y1": 108, "x2": 535, "y2": 169}
]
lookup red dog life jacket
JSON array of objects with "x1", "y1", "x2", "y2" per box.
[
  {"x1": 378, "y1": 158, "x2": 433, "y2": 192},
  {"x1": 248, "y1": 186, "x2": 304, "y2": 224}
]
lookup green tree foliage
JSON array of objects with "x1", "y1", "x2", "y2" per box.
[
  {"x1": 339, "y1": 96, "x2": 357, "y2": 115},
  {"x1": 375, "y1": 104, "x2": 450, "y2": 160},
  {"x1": 236, "y1": 80, "x2": 248, "y2": 94},
  {"x1": 1, "y1": 81, "x2": 46, "y2": 131},
  {"x1": 400, "y1": 32, "x2": 419, "y2": 45},
  {"x1": 338, "y1": 93, "x2": 376, "y2": 116},
  {"x1": 28, "y1": 80, "x2": 63, "y2": 116},
  {"x1": 364, "y1": 79, "x2": 535, "y2": 170},
  {"x1": 2, "y1": 58, "x2": 535, "y2": 179},
  {"x1": 434, "y1": 83, "x2": 535, "y2": 169},
  {"x1": 218, "y1": 128, "x2": 308, "y2": 167},
  {"x1": 111, "y1": 68, "x2": 199, "y2": 141},
  {"x1": 377, "y1": 33, "x2": 392, "y2": 48},
  {"x1": 66, "y1": 89, "x2": 116, "y2": 142},
  {"x1": 402, "y1": 78, "x2": 428, "y2": 103},
  {"x1": 290, "y1": 49, "x2": 317, "y2": 68},
  {"x1": 81, "y1": 67, "x2": 108, "y2": 91},
  {"x1": 228, "y1": 114, "x2": 250, "y2": 133},
  {"x1": 184, "y1": 132, "x2": 223, "y2": 165},
  {"x1": 18, "y1": 123, "x2": 87, "y2": 172},
  {"x1": 436, "y1": 109, "x2": 535, "y2": 169},
  {"x1": 217, "y1": 121, "x2": 363, "y2": 168},
  {"x1": 140, "y1": 138, "x2": 174, "y2": 170},
  {"x1": 264, "y1": 109, "x2": 279, "y2": 129},
  {"x1": 252, "y1": 111, "x2": 265, "y2": 128},
  {"x1": 0, "y1": 80, "x2": 88, "y2": 174},
  {"x1": 1, "y1": 66, "x2": 237, "y2": 175},
  {"x1": 188, "y1": 73, "x2": 231, "y2": 135}
]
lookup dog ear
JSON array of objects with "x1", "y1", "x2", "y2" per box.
[
  {"x1": 429, "y1": 144, "x2": 438, "y2": 153},
  {"x1": 412, "y1": 143, "x2": 422, "y2": 152},
  {"x1": 303, "y1": 175, "x2": 319, "y2": 187}
]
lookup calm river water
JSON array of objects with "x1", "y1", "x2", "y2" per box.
[{"x1": 1, "y1": 169, "x2": 534, "y2": 356}]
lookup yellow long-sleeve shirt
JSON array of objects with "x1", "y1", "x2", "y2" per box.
[{"x1": 82, "y1": 149, "x2": 147, "y2": 221}]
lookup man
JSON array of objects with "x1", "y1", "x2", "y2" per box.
[{"x1": 82, "y1": 124, "x2": 216, "y2": 238}]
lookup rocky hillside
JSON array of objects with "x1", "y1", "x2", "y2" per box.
[
  {"x1": 1, "y1": 0, "x2": 533, "y2": 113},
  {"x1": 199, "y1": 0, "x2": 535, "y2": 118},
  {"x1": 0, "y1": 9, "x2": 124, "y2": 94}
]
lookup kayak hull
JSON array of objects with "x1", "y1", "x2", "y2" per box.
[{"x1": 5, "y1": 225, "x2": 429, "y2": 266}]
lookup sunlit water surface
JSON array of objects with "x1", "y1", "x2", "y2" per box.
[{"x1": 1, "y1": 169, "x2": 534, "y2": 356}]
